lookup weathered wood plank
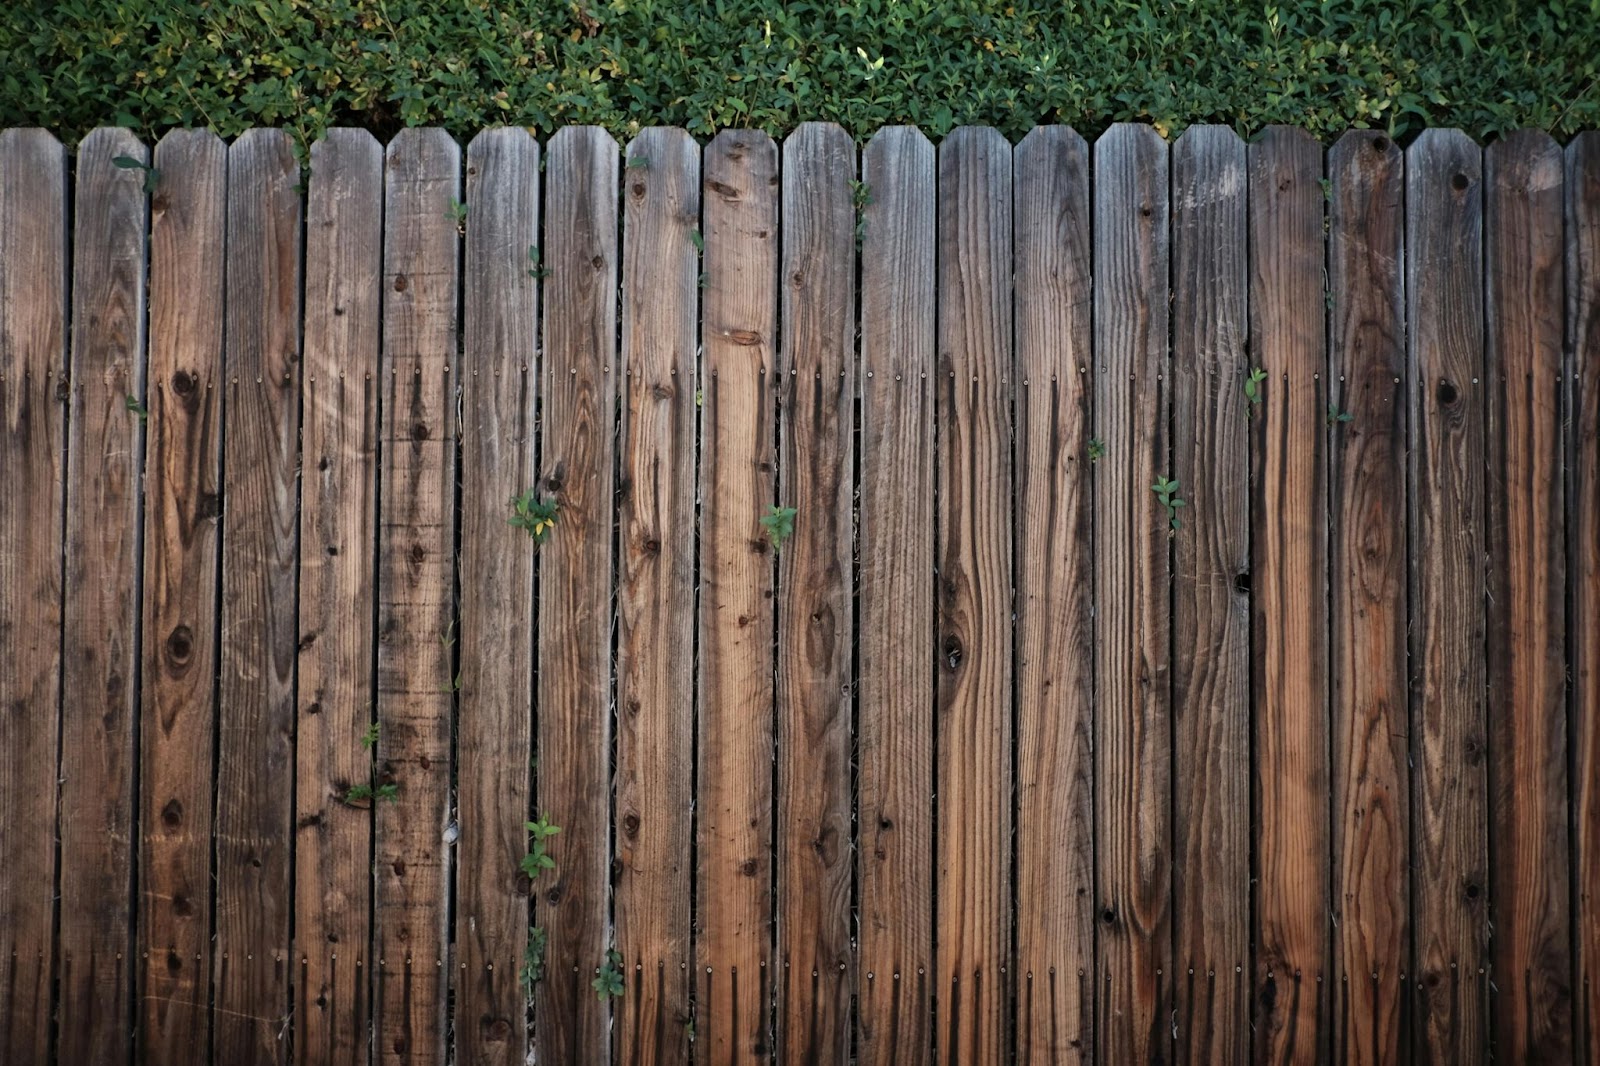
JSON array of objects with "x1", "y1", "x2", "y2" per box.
[
  {"x1": 1406, "y1": 128, "x2": 1489, "y2": 1066},
  {"x1": 375, "y1": 127, "x2": 459, "y2": 1065},
  {"x1": 697, "y1": 128, "x2": 779, "y2": 1065},
  {"x1": 536, "y1": 125, "x2": 619, "y2": 1063},
  {"x1": 1092, "y1": 121, "x2": 1172, "y2": 1066},
  {"x1": 1012, "y1": 124, "x2": 1094, "y2": 1064},
  {"x1": 295, "y1": 127, "x2": 382, "y2": 1066},
  {"x1": 139, "y1": 128, "x2": 227, "y2": 1066},
  {"x1": 0, "y1": 127, "x2": 68, "y2": 1066},
  {"x1": 1170, "y1": 123, "x2": 1250, "y2": 1064},
  {"x1": 56, "y1": 126, "x2": 147, "y2": 1065},
  {"x1": 775, "y1": 121, "x2": 856, "y2": 1066},
  {"x1": 616, "y1": 126, "x2": 699, "y2": 1066},
  {"x1": 214, "y1": 128, "x2": 302, "y2": 1065},
  {"x1": 856, "y1": 125, "x2": 937, "y2": 1066},
  {"x1": 1247, "y1": 124, "x2": 1331, "y2": 1066},
  {"x1": 1327, "y1": 129, "x2": 1408, "y2": 1066},
  {"x1": 1485, "y1": 128, "x2": 1571, "y2": 1063},
  {"x1": 453, "y1": 126, "x2": 539, "y2": 1066}
]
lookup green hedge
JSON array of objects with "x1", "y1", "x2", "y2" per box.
[{"x1": 2, "y1": 0, "x2": 1596, "y2": 148}]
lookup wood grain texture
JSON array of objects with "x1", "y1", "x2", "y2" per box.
[
  {"x1": 1247, "y1": 124, "x2": 1330, "y2": 1066},
  {"x1": 1569, "y1": 130, "x2": 1600, "y2": 1066},
  {"x1": 295, "y1": 127, "x2": 382, "y2": 1066},
  {"x1": 856, "y1": 125, "x2": 936, "y2": 1066},
  {"x1": 616, "y1": 126, "x2": 699, "y2": 1066},
  {"x1": 1484, "y1": 129, "x2": 1571, "y2": 1063},
  {"x1": 375, "y1": 127, "x2": 459, "y2": 1065},
  {"x1": 1405, "y1": 128, "x2": 1489, "y2": 1066},
  {"x1": 697, "y1": 128, "x2": 779, "y2": 1065},
  {"x1": 775, "y1": 121, "x2": 856, "y2": 1066},
  {"x1": 1327, "y1": 130, "x2": 1408, "y2": 1066},
  {"x1": 0, "y1": 127, "x2": 67, "y2": 1066},
  {"x1": 1012, "y1": 124, "x2": 1094, "y2": 1064},
  {"x1": 139, "y1": 128, "x2": 227, "y2": 1066},
  {"x1": 535, "y1": 124, "x2": 618, "y2": 1064},
  {"x1": 57, "y1": 126, "x2": 147, "y2": 1065},
  {"x1": 454, "y1": 126, "x2": 538, "y2": 1066},
  {"x1": 1170, "y1": 124, "x2": 1250, "y2": 1065},
  {"x1": 214, "y1": 128, "x2": 302, "y2": 1065},
  {"x1": 1092, "y1": 122, "x2": 1172, "y2": 1066}
]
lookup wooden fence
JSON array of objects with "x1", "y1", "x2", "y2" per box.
[{"x1": 1, "y1": 121, "x2": 1597, "y2": 1065}]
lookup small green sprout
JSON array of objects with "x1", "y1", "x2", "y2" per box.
[
  {"x1": 344, "y1": 781, "x2": 399, "y2": 806},
  {"x1": 1327, "y1": 402, "x2": 1354, "y2": 426},
  {"x1": 509, "y1": 489, "x2": 559, "y2": 543},
  {"x1": 592, "y1": 949, "x2": 624, "y2": 1000},
  {"x1": 125, "y1": 394, "x2": 147, "y2": 424},
  {"x1": 360, "y1": 721, "x2": 380, "y2": 751},
  {"x1": 689, "y1": 228, "x2": 704, "y2": 253},
  {"x1": 112, "y1": 154, "x2": 160, "y2": 194},
  {"x1": 1087, "y1": 437, "x2": 1105, "y2": 462},
  {"x1": 520, "y1": 813, "x2": 561, "y2": 881},
  {"x1": 447, "y1": 197, "x2": 468, "y2": 231},
  {"x1": 1152, "y1": 476, "x2": 1186, "y2": 532},
  {"x1": 627, "y1": 155, "x2": 650, "y2": 170},
  {"x1": 520, "y1": 927, "x2": 549, "y2": 992},
  {"x1": 1243, "y1": 367, "x2": 1267, "y2": 413},
  {"x1": 527, "y1": 244, "x2": 550, "y2": 279},
  {"x1": 759, "y1": 505, "x2": 797, "y2": 551}
]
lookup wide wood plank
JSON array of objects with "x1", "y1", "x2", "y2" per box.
[
  {"x1": 0, "y1": 127, "x2": 67, "y2": 1066},
  {"x1": 1406, "y1": 128, "x2": 1489, "y2": 1066},
  {"x1": 1092, "y1": 121, "x2": 1172, "y2": 1065},
  {"x1": 1327, "y1": 129, "x2": 1408, "y2": 1066},
  {"x1": 1248, "y1": 124, "x2": 1331, "y2": 1066},
  {"x1": 295, "y1": 127, "x2": 382, "y2": 1066},
  {"x1": 697, "y1": 128, "x2": 779, "y2": 1065},
  {"x1": 1170, "y1": 123, "x2": 1250, "y2": 1064},
  {"x1": 1484, "y1": 128, "x2": 1571, "y2": 1063},
  {"x1": 214, "y1": 128, "x2": 302, "y2": 1064},
  {"x1": 856, "y1": 125, "x2": 936, "y2": 1066},
  {"x1": 56, "y1": 126, "x2": 147, "y2": 1064},
  {"x1": 375, "y1": 127, "x2": 459, "y2": 1065},
  {"x1": 139, "y1": 128, "x2": 227, "y2": 1066},
  {"x1": 775, "y1": 121, "x2": 856, "y2": 1066},
  {"x1": 1012, "y1": 124, "x2": 1094, "y2": 1063},
  {"x1": 454, "y1": 127, "x2": 539, "y2": 1066},
  {"x1": 615, "y1": 126, "x2": 699, "y2": 1066}
]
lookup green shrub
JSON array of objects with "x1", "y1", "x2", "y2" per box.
[{"x1": 2, "y1": 0, "x2": 1595, "y2": 148}]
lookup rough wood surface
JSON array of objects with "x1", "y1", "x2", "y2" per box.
[{"x1": 856, "y1": 125, "x2": 937, "y2": 1066}]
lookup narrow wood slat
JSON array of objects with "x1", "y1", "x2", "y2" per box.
[
  {"x1": 1485, "y1": 128, "x2": 1571, "y2": 1063},
  {"x1": 56, "y1": 126, "x2": 147, "y2": 1064},
  {"x1": 1170, "y1": 123, "x2": 1250, "y2": 1063},
  {"x1": 214, "y1": 128, "x2": 302, "y2": 1064},
  {"x1": 616, "y1": 126, "x2": 699, "y2": 1066},
  {"x1": 1012, "y1": 124, "x2": 1094, "y2": 1062},
  {"x1": 1327, "y1": 129, "x2": 1408, "y2": 1066},
  {"x1": 1569, "y1": 129, "x2": 1600, "y2": 1066},
  {"x1": 697, "y1": 128, "x2": 779, "y2": 1064},
  {"x1": 1248, "y1": 124, "x2": 1331, "y2": 1065},
  {"x1": 536, "y1": 124, "x2": 619, "y2": 1063},
  {"x1": 139, "y1": 128, "x2": 227, "y2": 1066},
  {"x1": 375, "y1": 127, "x2": 459, "y2": 1065},
  {"x1": 1092, "y1": 121, "x2": 1172, "y2": 1065},
  {"x1": 0, "y1": 127, "x2": 67, "y2": 1066},
  {"x1": 776, "y1": 121, "x2": 856, "y2": 1065},
  {"x1": 295, "y1": 127, "x2": 382, "y2": 1066},
  {"x1": 856, "y1": 125, "x2": 936, "y2": 1066},
  {"x1": 1406, "y1": 128, "x2": 1490, "y2": 1066},
  {"x1": 454, "y1": 126, "x2": 539, "y2": 1066}
]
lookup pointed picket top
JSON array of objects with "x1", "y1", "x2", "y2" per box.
[
  {"x1": 1487, "y1": 128, "x2": 1564, "y2": 198},
  {"x1": 1096, "y1": 120, "x2": 1168, "y2": 154},
  {"x1": 1328, "y1": 126, "x2": 1403, "y2": 173},
  {"x1": 79, "y1": 126, "x2": 151, "y2": 196},
  {"x1": 1016, "y1": 123, "x2": 1088, "y2": 163}
]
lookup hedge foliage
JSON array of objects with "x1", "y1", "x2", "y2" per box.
[{"x1": 2, "y1": 0, "x2": 1597, "y2": 148}]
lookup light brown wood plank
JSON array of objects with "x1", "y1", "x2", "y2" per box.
[
  {"x1": 775, "y1": 121, "x2": 856, "y2": 1066},
  {"x1": 55, "y1": 126, "x2": 147, "y2": 1064},
  {"x1": 856, "y1": 125, "x2": 936, "y2": 1066},
  {"x1": 295, "y1": 127, "x2": 382, "y2": 1066},
  {"x1": 454, "y1": 126, "x2": 539, "y2": 1066},
  {"x1": 1012, "y1": 124, "x2": 1094, "y2": 1064},
  {"x1": 616, "y1": 126, "x2": 699, "y2": 1066},
  {"x1": 0, "y1": 127, "x2": 68, "y2": 1066},
  {"x1": 214, "y1": 128, "x2": 302, "y2": 1065},
  {"x1": 139, "y1": 128, "x2": 227, "y2": 1066},
  {"x1": 375, "y1": 127, "x2": 459, "y2": 1065},
  {"x1": 1247, "y1": 124, "x2": 1331, "y2": 1066},
  {"x1": 1327, "y1": 129, "x2": 1408, "y2": 1066},
  {"x1": 1484, "y1": 128, "x2": 1571, "y2": 1063},
  {"x1": 1092, "y1": 121, "x2": 1172, "y2": 1065},
  {"x1": 1406, "y1": 128, "x2": 1489, "y2": 1066},
  {"x1": 696, "y1": 128, "x2": 779, "y2": 1065},
  {"x1": 536, "y1": 124, "x2": 618, "y2": 1063}
]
